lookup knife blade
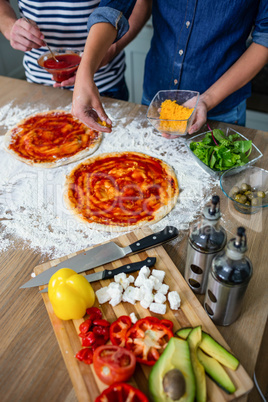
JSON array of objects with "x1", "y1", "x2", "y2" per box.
[
  {"x1": 39, "y1": 257, "x2": 156, "y2": 293},
  {"x1": 20, "y1": 226, "x2": 178, "y2": 288}
]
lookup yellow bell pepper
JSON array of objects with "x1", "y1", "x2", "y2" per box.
[{"x1": 48, "y1": 268, "x2": 95, "y2": 320}]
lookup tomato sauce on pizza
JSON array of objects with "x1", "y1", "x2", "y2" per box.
[
  {"x1": 66, "y1": 152, "x2": 179, "y2": 230},
  {"x1": 5, "y1": 111, "x2": 102, "y2": 167}
]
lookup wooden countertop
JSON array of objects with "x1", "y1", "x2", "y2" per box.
[{"x1": 0, "y1": 76, "x2": 267, "y2": 402}]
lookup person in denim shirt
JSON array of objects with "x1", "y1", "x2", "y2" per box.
[{"x1": 72, "y1": 0, "x2": 268, "y2": 134}]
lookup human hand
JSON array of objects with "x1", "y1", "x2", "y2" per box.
[
  {"x1": 53, "y1": 75, "x2": 76, "y2": 88},
  {"x1": 188, "y1": 97, "x2": 208, "y2": 134},
  {"x1": 72, "y1": 74, "x2": 112, "y2": 133},
  {"x1": 10, "y1": 18, "x2": 45, "y2": 51}
]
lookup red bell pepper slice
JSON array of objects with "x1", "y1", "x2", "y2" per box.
[
  {"x1": 125, "y1": 317, "x2": 173, "y2": 365},
  {"x1": 86, "y1": 307, "x2": 103, "y2": 320},
  {"x1": 75, "y1": 348, "x2": 94, "y2": 365},
  {"x1": 95, "y1": 382, "x2": 149, "y2": 402},
  {"x1": 110, "y1": 316, "x2": 132, "y2": 348}
]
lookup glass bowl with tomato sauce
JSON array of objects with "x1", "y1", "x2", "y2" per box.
[{"x1": 37, "y1": 48, "x2": 82, "y2": 83}]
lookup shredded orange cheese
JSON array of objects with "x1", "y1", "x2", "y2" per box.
[
  {"x1": 159, "y1": 100, "x2": 193, "y2": 133},
  {"x1": 97, "y1": 118, "x2": 111, "y2": 128}
]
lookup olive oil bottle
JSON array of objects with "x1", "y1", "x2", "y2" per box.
[
  {"x1": 204, "y1": 227, "x2": 252, "y2": 325},
  {"x1": 184, "y1": 195, "x2": 227, "y2": 294}
]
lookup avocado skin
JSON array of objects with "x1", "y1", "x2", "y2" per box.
[
  {"x1": 148, "y1": 337, "x2": 195, "y2": 402},
  {"x1": 197, "y1": 349, "x2": 236, "y2": 394},
  {"x1": 175, "y1": 328, "x2": 239, "y2": 370},
  {"x1": 187, "y1": 326, "x2": 206, "y2": 402}
]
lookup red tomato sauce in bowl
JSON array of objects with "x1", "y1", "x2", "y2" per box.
[{"x1": 42, "y1": 53, "x2": 81, "y2": 83}]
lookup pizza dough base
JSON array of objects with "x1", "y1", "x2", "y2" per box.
[
  {"x1": 4, "y1": 110, "x2": 103, "y2": 168},
  {"x1": 64, "y1": 151, "x2": 179, "y2": 232}
]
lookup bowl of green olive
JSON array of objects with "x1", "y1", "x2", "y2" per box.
[{"x1": 220, "y1": 166, "x2": 268, "y2": 214}]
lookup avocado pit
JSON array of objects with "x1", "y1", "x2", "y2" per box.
[{"x1": 163, "y1": 368, "x2": 186, "y2": 400}]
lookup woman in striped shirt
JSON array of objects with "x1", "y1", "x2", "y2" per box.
[{"x1": 0, "y1": 0, "x2": 139, "y2": 101}]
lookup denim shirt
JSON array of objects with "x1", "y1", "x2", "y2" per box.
[{"x1": 88, "y1": 0, "x2": 268, "y2": 115}]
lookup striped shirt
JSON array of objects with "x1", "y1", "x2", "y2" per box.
[{"x1": 17, "y1": 0, "x2": 126, "y2": 92}]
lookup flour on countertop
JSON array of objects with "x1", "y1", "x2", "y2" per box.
[{"x1": 0, "y1": 101, "x2": 216, "y2": 259}]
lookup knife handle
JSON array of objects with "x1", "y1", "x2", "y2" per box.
[
  {"x1": 102, "y1": 257, "x2": 156, "y2": 280},
  {"x1": 128, "y1": 226, "x2": 179, "y2": 254}
]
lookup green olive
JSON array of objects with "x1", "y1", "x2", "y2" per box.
[
  {"x1": 245, "y1": 201, "x2": 251, "y2": 206},
  {"x1": 235, "y1": 194, "x2": 247, "y2": 204},
  {"x1": 230, "y1": 185, "x2": 240, "y2": 197},
  {"x1": 244, "y1": 190, "x2": 254, "y2": 201},
  {"x1": 240, "y1": 183, "x2": 251, "y2": 192},
  {"x1": 251, "y1": 197, "x2": 261, "y2": 207},
  {"x1": 234, "y1": 194, "x2": 242, "y2": 202},
  {"x1": 257, "y1": 191, "x2": 265, "y2": 198}
]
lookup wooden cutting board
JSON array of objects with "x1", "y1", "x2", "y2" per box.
[{"x1": 35, "y1": 227, "x2": 253, "y2": 402}]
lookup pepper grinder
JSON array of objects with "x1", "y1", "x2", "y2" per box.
[
  {"x1": 184, "y1": 195, "x2": 227, "y2": 294},
  {"x1": 204, "y1": 227, "x2": 253, "y2": 326}
]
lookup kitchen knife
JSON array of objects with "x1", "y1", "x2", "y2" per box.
[
  {"x1": 39, "y1": 257, "x2": 156, "y2": 293},
  {"x1": 20, "y1": 226, "x2": 178, "y2": 288}
]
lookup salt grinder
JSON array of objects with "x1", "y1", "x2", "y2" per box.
[
  {"x1": 184, "y1": 195, "x2": 227, "y2": 294},
  {"x1": 204, "y1": 227, "x2": 253, "y2": 326}
]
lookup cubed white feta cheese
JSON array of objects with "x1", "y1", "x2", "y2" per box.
[
  {"x1": 127, "y1": 275, "x2": 135, "y2": 284},
  {"x1": 122, "y1": 286, "x2": 137, "y2": 304},
  {"x1": 114, "y1": 273, "x2": 131, "y2": 290},
  {"x1": 151, "y1": 269, "x2": 166, "y2": 283},
  {"x1": 114, "y1": 272, "x2": 127, "y2": 283},
  {"x1": 148, "y1": 275, "x2": 162, "y2": 291},
  {"x1": 149, "y1": 302, "x2": 167, "y2": 315},
  {"x1": 142, "y1": 278, "x2": 154, "y2": 292},
  {"x1": 140, "y1": 299, "x2": 151, "y2": 309},
  {"x1": 109, "y1": 293, "x2": 123, "y2": 307},
  {"x1": 158, "y1": 283, "x2": 169, "y2": 295},
  {"x1": 95, "y1": 287, "x2": 111, "y2": 304},
  {"x1": 154, "y1": 292, "x2": 167, "y2": 304},
  {"x1": 144, "y1": 292, "x2": 154, "y2": 304},
  {"x1": 139, "y1": 265, "x2": 151, "y2": 278},
  {"x1": 129, "y1": 312, "x2": 138, "y2": 324},
  {"x1": 107, "y1": 282, "x2": 123, "y2": 297},
  {"x1": 134, "y1": 272, "x2": 147, "y2": 287},
  {"x1": 168, "y1": 291, "x2": 181, "y2": 310},
  {"x1": 135, "y1": 286, "x2": 145, "y2": 301}
]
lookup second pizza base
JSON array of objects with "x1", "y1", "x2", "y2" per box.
[
  {"x1": 4, "y1": 110, "x2": 102, "y2": 168},
  {"x1": 65, "y1": 151, "x2": 179, "y2": 232}
]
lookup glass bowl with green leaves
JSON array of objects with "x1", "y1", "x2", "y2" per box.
[{"x1": 186, "y1": 127, "x2": 263, "y2": 178}]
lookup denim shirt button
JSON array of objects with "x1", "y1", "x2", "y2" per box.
[
  {"x1": 186, "y1": 21, "x2": 190, "y2": 28},
  {"x1": 179, "y1": 49, "x2": 183, "y2": 56}
]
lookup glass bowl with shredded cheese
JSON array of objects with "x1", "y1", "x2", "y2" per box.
[{"x1": 147, "y1": 90, "x2": 199, "y2": 138}]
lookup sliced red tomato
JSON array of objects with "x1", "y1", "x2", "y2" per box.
[
  {"x1": 110, "y1": 316, "x2": 132, "y2": 348},
  {"x1": 125, "y1": 317, "x2": 173, "y2": 366},
  {"x1": 95, "y1": 382, "x2": 149, "y2": 402},
  {"x1": 93, "y1": 345, "x2": 136, "y2": 385}
]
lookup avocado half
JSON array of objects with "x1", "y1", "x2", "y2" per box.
[{"x1": 148, "y1": 337, "x2": 195, "y2": 402}]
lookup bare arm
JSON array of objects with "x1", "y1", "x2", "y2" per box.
[
  {"x1": 72, "y1": 0, "x2": 152, "y2": 131},
  {"x1": 189, "y1": 42, "x2": 268, "y2": 133},
  {"x1": 0, "y1": 0, "x2": 17, "y2": 38},
  {"x1": 0, "y1": 0, "x2": 45, "y2": 51}
]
